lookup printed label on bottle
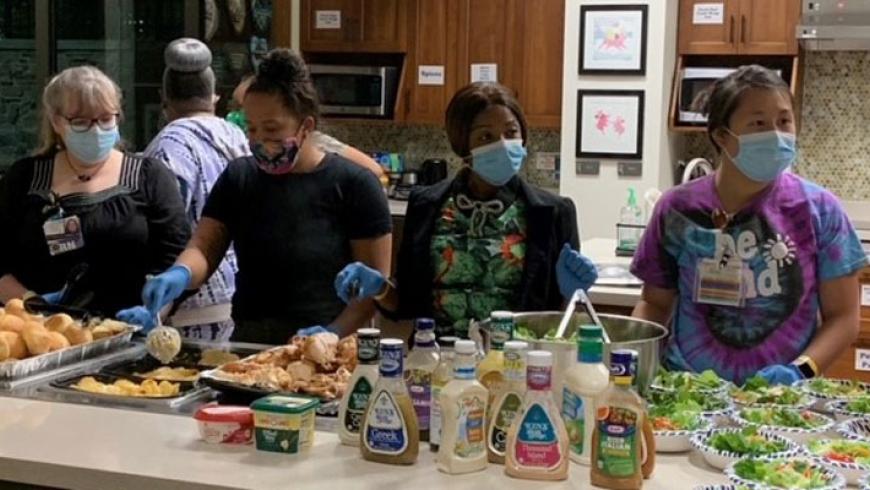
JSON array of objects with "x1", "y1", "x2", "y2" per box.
[
  {"x1": 454, "y1": 395, "x2": 486, "y2": 458},
  {"x1": 562, "y1": 388, "x2": 585, "y2": 456},
  {"x1": 363, "y1": 390, "x2": 408, "y2": 455},
  {"x1": 527, "y1": 365, "x2": 551, "y2": 391},
  {"x1": 596, "y1": 406, "x2": 639, "y2": 478},
  {"x1": 489, "y1": 392, "x2": 522, "y2": 456},
  {"x1": 480, "y1": 371, "x2": 505, "y2": 394},
  {"x1": 405, "y1": 369, "x2": 431, "y2": 428},
  {"x1": 504, "y1": 350, "x2": 525, "y2": 382},
  {"x1": 343, "y1": 377, "x2": 373, "y2": 434},
  {"x1": 430, "y1": 384, "x2": 444, "y2": 445},
  {"x1": 514, "y1": 403, "x2": 562, "y2": 469},
  {"x1": 358, "y1": 336, "x2": 379, "y2": 363}
]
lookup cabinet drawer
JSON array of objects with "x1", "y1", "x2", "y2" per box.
[{"x1": 824, "y1": 345, "x2": 870, "y2": 382}]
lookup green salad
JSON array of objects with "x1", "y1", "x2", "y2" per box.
[
  {"x1": 647, "y1": 388, "x2": 730, "y2": 413},
  {"x1": 807, "y1": 439, "x2": 870, "y2": 466},
  {"x1": 652, "y1": 368, "x2": 727, "y2": 392},
  {"x1": 845, "y1": 396, "x2": 870, "y2": 414},
  {"x1": 740, "y1": 407, "x2": 825, "y2": 430},
  {"x1": 733, "y1": 459, "x2": 832, "y2": 489},
  {"x1": 649, "y1": 403, "x2": 705, "y2": 431},
  {"x1": 513, "y1": 325, "x2": 578, "y2": 343},
  {"x1": 807, "y1": 378, "x2": 869, "y2": 399},
  {"x1": 731, "y1": 375, "x2": 809, "y2": 406},
  {"x1": 708, "y1": 427, "x2": 789, "y2": 457}
]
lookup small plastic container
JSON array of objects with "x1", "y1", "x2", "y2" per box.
[
  {"x1": 194, "y1": 405, "x2": 254, "y2": 445},
  {"x1": 251, "y1": 395, "x2": 320, "y2": 454}
]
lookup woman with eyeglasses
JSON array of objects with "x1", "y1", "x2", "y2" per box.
[{"x1": 0, "y1": 66, "x2": 189, "y2": 322}]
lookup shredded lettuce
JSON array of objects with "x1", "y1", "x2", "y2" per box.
[
  {"x1": 734, "y1": 459, "x2": 830, "y2": 489},
  {"x1": 708, "y1": 427, "x2": 788, "y2": 456}
]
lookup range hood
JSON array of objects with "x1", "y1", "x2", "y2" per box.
[{"x1": 797, "y1": 0, "x2": 870, "y2": 51}]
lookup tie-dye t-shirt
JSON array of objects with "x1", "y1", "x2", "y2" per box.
[{"x1": 630, "y1": 173, "x2": 867, "y2": 384}]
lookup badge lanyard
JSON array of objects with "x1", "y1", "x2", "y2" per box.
[{"x1": 42, "y1": 198, "x2": 85, "y2": 256}]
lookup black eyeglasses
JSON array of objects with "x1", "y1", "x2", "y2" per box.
[{"x1": 62, "y1": 113, "x2": 120, "y2": 133}]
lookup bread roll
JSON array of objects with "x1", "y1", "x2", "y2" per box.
[
  {"x1": 22, "y1": 323, "x2": 51, "y2": 356},
  {"x1": 0, "y1": 331, "x2": 27, "y2": 360},
  {"x1": 0, "y1": 314, "x2": 25, "y2": 334},
  {"x1": 45, "y1": 314, "x2": 75, "y2": 334},
  {"x1": 5, "y1": 298, "x2": 27, "y2": 319},
  {"x1": 63, "y1": 325, "x2": 93, "y2": 346},
  {"x1": 47, "y1": 332, "x2": 70, "y2": 351}
]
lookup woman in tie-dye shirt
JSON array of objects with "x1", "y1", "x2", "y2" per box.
[{"x1": 631, "y1": 65, "x2": 867, "y2": 385}]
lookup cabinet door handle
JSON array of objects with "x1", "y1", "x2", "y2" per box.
[
  {"x1": 730, "y1": 15, "x2": 735, "y2": 44},
  {"x1": 741, "y1": 15, "x2": 747, "y2": 44}
]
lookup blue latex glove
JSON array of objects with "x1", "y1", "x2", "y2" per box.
[
  {"x1": 296, "y1": 325, "x2": 334, "y2": 337},
  {"x1": 142, "y1": 265, "x2": 191, "y2": 316},
  {"x1": 42, "y1": 290, "x2": 64, "y2": 305},
  {"x1": 556, "y1": 243, "x2": 599, "y2": 299},
  {"x1": 116, "y1": 306, "x2": 157, "y2": 333},
  {"x1": 334, "y1": 262, "x2": 386, "y2": 304},
  {"x1": 758, "y1": 364, "x2": 803, "y2": 386}
]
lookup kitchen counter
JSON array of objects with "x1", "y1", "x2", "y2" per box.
[
  {"x1": 0, "y1": 397, "x2": 728, "y2": 490},
  {"x1": 583, "y1": 238, "x2": 643, "y2": 309}
]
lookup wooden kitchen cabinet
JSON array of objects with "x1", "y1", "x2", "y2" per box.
[
  {"x1": 824, "y1": 266, "x2": 870, "y2": 381},
  {"x1": 678, "y1": 0, "x2": 800, "y2": 55},
  {"x1": 456, "y1": 0, "x2": 519, "y2": 91},
  {"x1": 516, "y1": 0, "x2": 565, "y2": 128},
  {"x1": 300, "y1": 0, "x2": 408, "y2": 53}
]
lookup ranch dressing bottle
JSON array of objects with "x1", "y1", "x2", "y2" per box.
[
  {"x1": 505, "y1": 351, "x2": 569, "y2": 481},
  {"x1": 562, "y1": 325, "x2": 609, "y2": 465},
  {"x1": 430, "y1": 336, "x2": 458, "y2": 452},
  {"x1": 436, "y1": 340, "x2": 489, "y2": 474},
  {"x1": 338, "y1": 328, "x2": 380, "y2": 446},
  {"x1": 486, "y1": 340, "x2": 528, "y2": 464},
  {"x1": 361, "y1": 339, "x2": 419, "y2": 465}
]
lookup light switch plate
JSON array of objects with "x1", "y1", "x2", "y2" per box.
[
  {"x1": 576, "y1": 160, "x2": 600, "y2": 175},
  {"x1": 618, "y1": 161, "x2": 643, "y2": 177}
]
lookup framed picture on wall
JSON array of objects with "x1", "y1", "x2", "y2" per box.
[
  {"x1": 579, "y1": 4, "x2": 648, "y2": 75},
  {"x1": 576, "y1": 89, "x2": 645, "y2": 160}
]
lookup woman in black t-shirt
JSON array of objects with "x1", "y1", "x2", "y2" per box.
[
  {"x1": 142, "y1": 49, "x2": 392, "y2": 345},
  {"x1": 0, "y1": 66, "x2": 189, "y2": 320}
]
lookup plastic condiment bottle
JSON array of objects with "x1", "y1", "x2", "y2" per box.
[
  {"x1": 437, "y1": 340, "x2": 489, "y2": 474},
  {"x1": 478, "y1": 311, "x2": 513, "y2": 402},
  {"x1": 563, "y1": 325, "x2": 609, "y2": 465},
  {"x1": 405, "y1": 318, "x2": 440, "y2": 443},
  {"x1": 361, "y1": 338, "x2": 419, "y2": 465},
  {"x1": 338, "y1": 328, "x2": 381, "y2": 446},
  {"x1": 430, "y1": 336, "x2": 459, "y2": 452},
  {"x1": 591, "y1": 349, "x2": 650, "y2": 489},
  {"x1": 505, "y1": 350, "x2": 570, "y2": 481},
  {"x1": 487, "y1": 340, "x2": 528, "y2": 464}
]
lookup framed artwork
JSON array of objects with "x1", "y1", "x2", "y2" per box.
[
  {"x1": 579, "y1": 4, "x2": 648, "y2": 75},
  {"x1": 576, "y1": 90, "x2": 645, "y2": 160}
]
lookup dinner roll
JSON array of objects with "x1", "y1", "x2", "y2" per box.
[
  {"x1": 0, "y1": 314, "x2": 25, "y2": 334},
  {"x1": 0, "y1": 331, "x2": 27, "y2": 359},
  {"x1": 45, "y1": 314, "x2": 75, "y2": 334},
  {"x1": 5, "y1": 298, "x2": 27, "y2": 319},
  {"x1": 47, "y1": 332, "x2": 71, "y2": 351},
  {"x1": 22, "y1": 324, "x2": 51, "y2": 355},
  {"x1": 63, "y1": 325, "x2": 93, "y2": 346}
]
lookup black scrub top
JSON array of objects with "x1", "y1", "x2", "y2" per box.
[
  {"x1": 0, "y1": 154, "x2": 190, "y2": 315},
  {"x1": 202, "y1": 153, "x2": 392, "y2": 344}
]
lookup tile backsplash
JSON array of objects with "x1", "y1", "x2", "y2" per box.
[
  {"x1": 319, "y1": 120, "x2": 561, "y2": 191},
  {"x1": 678, "y1": 51, "x2": 870, "y2": 200}
]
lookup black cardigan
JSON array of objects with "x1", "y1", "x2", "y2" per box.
[{"x1": 389, "y1": 174, "x2": 581, "y2": 321}]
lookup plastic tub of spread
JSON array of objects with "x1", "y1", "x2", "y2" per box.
[
  {"x1": 251, "y1": 395, "x2": 319, "y2": 454},
  {"x1": 194, "y1": 405, "x2": 254, "y2": 444}
]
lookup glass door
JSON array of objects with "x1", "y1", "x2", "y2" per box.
[{"x1": 0, "y1": 0, "x2": 38, "y2": 171}]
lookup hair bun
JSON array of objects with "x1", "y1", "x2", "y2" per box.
[
  {"x1": 165, "y1": 38, "x2": 212, "y2": 73},
  {"x1": 257, "y1": 49, "x2": 309, "y2": 83}
]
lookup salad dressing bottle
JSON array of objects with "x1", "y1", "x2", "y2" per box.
[
  {"x1": 563, "y1": 325, "x2": 609, "y2": 465},
  {"x1": 405, "y1": 318, "x2": 440, "y2": 442},
  {"x1": 486, "y1": 340, "x2": 528, "y2": 464},
  {"x1": 430, "y1": 336, "x2": 458, "y2": 452},
  {"x1": 361, "y1": 339, "x2": 419, "y2": 465},
  {"x1": 505, "y1": 351, "x2": 570, "y2": 481},
  {"x1": 478, "y1": 311, "x2": 514, "y2": 404},
  {"x1": 338, "y1": 328, "x2": 381, "y2": 446},
  {"x1": 437, "y1": 340, "x2": 489, "y2": 474},
  {"x1": 591, "y1": 349, "x2": 653, "y2": 489}
]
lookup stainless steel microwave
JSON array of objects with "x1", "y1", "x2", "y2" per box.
[
  {"x1": 308, "y1": 64, "x2": 400, "y2": 118},
  {"x1": 677, "y1": 67, "x2": 738, "y2": 125}
]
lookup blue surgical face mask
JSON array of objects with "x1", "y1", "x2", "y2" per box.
[
  {"x1": 64, "y1": 126, "x2": 119, "y2": 166},
  {"x1": 724, "y1": 129, "x2": 797, "y2": 183},
  {"x1": 470, "y1": 138, "x2": 527, "y2": 186}
]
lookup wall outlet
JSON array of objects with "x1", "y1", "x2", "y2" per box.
[
  {"x1": 576, "y1": 160, "x2": 600, "y2": 175},
  {"x1": 618, "y1": 161, "x2": 643, "y2": 177}
]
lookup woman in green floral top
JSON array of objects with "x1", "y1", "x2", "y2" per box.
[{"x1": 335, "y1": 82, "x2": 597, "y2": 337}]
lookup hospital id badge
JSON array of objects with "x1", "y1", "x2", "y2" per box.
[
  {"x1": 694, "y1": 257, "x2": 745, "y2": 307},
  {"x1": 43, "y1": 215, "x2": 84, "y2": 256}
]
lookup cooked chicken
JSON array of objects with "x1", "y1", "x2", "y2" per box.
[
  {"x1": 303, "y1": 332, "x2": 339, "y2": 368},
  {"x1": 251, "y1": 344, "x2": 301, "y2": 367},
  {"x1": 286, "y1": 360, "x2": 316, "y2": 383}
]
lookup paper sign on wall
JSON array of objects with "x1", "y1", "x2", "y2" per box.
[
  {"x1": 471, "y1": 63, "x2": 498, "y2": 83},
  {"x1": 418, "y1": 65, "x2": 445, "y2": 86},
  {"x1": 315, "y1": 10, "x2": 341, "y2": 29},
  {"x1": 862, "y1": 285, "x2": 870, "y2": 306},
  {"x1": 693, "y1": 3, "x2": 724, "y2": 25},
  {"x1": 856, "y1": 348, "x2": 870, "y2": 372}
]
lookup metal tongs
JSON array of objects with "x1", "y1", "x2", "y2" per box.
[{"x1": 555, "y1": 289, "x2": 611, "y2": 343}]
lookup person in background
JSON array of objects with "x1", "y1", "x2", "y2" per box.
[
  {"x1": 141, "y1": 49, "x2": 392, "y2": 345},
  {"x1": 630, "y1": 65, "x2": 867, "y2": 385},
  {"x1": 0, "y1": 66, "x2": 189, "y2": 322},
  {"x1": 141, "y1": 38, "x2": 250, "y2": 341},
  {"x1": 334, "y1": 82, "x2": 597, "y2": 338},
  {"x1": 228, "y1": 74, "x2": 385, "y2": 179}
]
